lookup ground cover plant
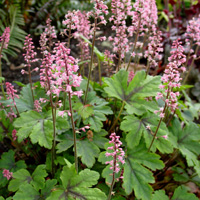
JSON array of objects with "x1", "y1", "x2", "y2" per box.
[{"x1": 0, "y1": 0, "x2": 200, "y2": 199}]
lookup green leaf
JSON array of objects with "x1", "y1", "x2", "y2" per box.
[
  {"x1": 171, "y1": 186, "x2": 198, "y2": 200},
  {"x1": 31, "y1": 165, "x2": 48, "y2": 190},
  {"x1": 172, "y1": 167, "x2": 190, "y2": 182},
  {"x1": 8, "y1": 169, "x2": 31, "y2": 192},
  {"x1": 14, "y1": 110, "x2": 53, "y2": 149},
  {"x1": 120, "y1": 112, "x2": 173, "y2": 153},
  {"x1": 41, "y1": 179, "x2": 57, "y2": 199},
  {"x1": 152, "y1": 190, "x2": 169, "y2": 200},
  {"x1": 0, "y1": 150, "x2": 26, "y2": 172},
  {"x1": 75, "y1": 91, "x2": 112, "y2": 132},
  {"x1": 57, "y1": 130, "x2": 107, "y2": 168},
  {"x1": 56, "y1": 131, "x2": 74, "y2": 153},
  {"x1": 169, "y1": 119, "x2": 200, "y2": 176},
  {"x1": 122, "y1": 141, "x2": 164, "y2": 200},
  {"x1": 8, "y1": 165, "x2": 47, "y2": 192},
  {"x1": 47, "y1": 165, "x2": 106, "y2": 200},
  {"x1": 104, "y1": 70, "x2": 161, "y2": 115},
  {"x1": 55, "y1": 113, "x2": 70, "y2": 134},
  {"x1": 74, "y1": 103, "x2": 94, "y2": 120},
  {"x1": 77, "y1": 140, "x2": 100, "y2": 168},
  {"x1": 93, "y1": 129, "x2": 109, "y2": 149},
  {"x1": 13, "y1": 184, "x2": 39, "y2": 200}
]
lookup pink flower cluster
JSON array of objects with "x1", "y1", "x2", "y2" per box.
[
  {"x1": 130, "y1": 0, "x2": 158, "y2": 35},
  {"x1": 3, "y1": 169, "x2": 13, "y2": 180},
  {"x1": 23, "y1": 35, "x2": 37, "y2": 69},
  {"x1": 90, "y1": 0, "x2": 108, "y2": 25},
  {"x1": 186, "y1": 15, "x2": 200, "y2": 46},
  {"x1": 40, "y1": 43, "x2": 83, "y2": 100},
  {"x1": 155, "y1": 39, "x2": 186, "y2": 117},
  {"x1": 0, "y1": 27, "x2": 10, "y2": 49},
  {"x1": 39, "y1": 18, "x2": 57, "y2": 53},
  {"x1": 109, "y1": 0, "x2": 132, "y2": 58},
  {"x1": 54, "y1": 43, "x2": 83, "y2": 97},
  {"x1": 105, "y1": 133, "x2": 125, "y2": 176},
  {"x1": 12, "y1": 129, "x2": 17, "y2": 141},
  {"x1": 6, "y1": 82, "x2": 19, "y2": 102},
  {"x1": 73, "y1": 11, "x2": 92, "y2": 62},
  {"x1": 145, "y1": 31, "x2": 163, "y2": 67},
  {"x1": 5, "y1": 82, "x2": 19, "y2": 120},
  {"x1": 34, "y1": 100, "x2": 42, "y2": 112}
]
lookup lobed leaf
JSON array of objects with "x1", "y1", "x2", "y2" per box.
[
  {"x1": 47, "y1": 165, "x2": 106, "y2": 200},
  {"x1": 120, "y1": 112, "x2": 173, "y2": 153}
]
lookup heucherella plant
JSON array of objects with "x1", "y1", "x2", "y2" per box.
[
  {"x1": 149, "y1": 39, "x2": 186, "y2": 151},
  {"x1": 22, "y1": 35, "x2": 38, "y2": 102},
  {"x1": 0, "y1": 1, "x2": 200, "y2": 200}
]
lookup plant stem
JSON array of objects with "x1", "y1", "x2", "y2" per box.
[
  {"x1": 51, "y1": 106, "x2": 56, "y2": 177},
  {"x1": 98, "y1": 58, "x2": 102, "y2": 86},
  {"x1": 182, "y1": 45, "x2": 199, "y2": 84},
  {"x1": 148, "y1": 116, "x2": 163, "y2": 152},
  {"x1": 146, "y1": 60, "x2": 150, "y2": 77},
  {"x1": 28, "y1": 65, "x2": 35, "y2": 102},
  {"x1": 116, "y1": 51, "x2": 122, "y2": 72},
  {"x1": 126, "y1": 14, "x2": 141, "y2": 72},
  {"x1": 0, "y1": 41, "x2": 6, "y2": 99},
  {"x1": 45, "y1": 66, "x2": 56, "y2": 177},
  {"x1": 109, "y1": 101, "x2": 125, "y2": 133},
  {"x1": 0, "y1": 83, "x2": 6, "y2": 99},
  {"x1": 63, "y1": 18, "x2": 72, "y2": 110},
  {"x1": 84, "y1": 16, "x2": 97, "y2": 105},
  {"x1": 68, "y1": 92, "x2": 78, "y2": 173},
  {"x1": 63, "y1": 49, "x2": 78, "y2": 173},
  {"x1": 148, "y1": 85, "x2": 171, "y2": 151}
]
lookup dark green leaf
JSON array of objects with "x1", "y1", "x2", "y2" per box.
[
  {"x1": 13, "y1": 184, "x2": 39, "y2": 200},
  {"x1": 122, "y1": 141, "x2": 164, "y2": 200},
  {"x1": 104, "y1": 70, "x2": 161, "y2": 114},
  {"x1": 14, "y1": 111, "x2": 53, "y2": 149},
  {"x1": 152, "y1": 190, "x2": 169, "y2": 200},
  {"x1": 120, "y1": 112, "x2": 173, "y2": 153},
  {"x1": 77, "y1": 140, "x2": 100, "y2": 168},
  {"x1": 171, "y1": 186, "x2": 198, "y2": 200},
  {"x1": 169, "y1": 119, "x2": 200, "y2": 176},
  {"x1": 47, "y1": 165, "x2": 106, "y2": 200}
]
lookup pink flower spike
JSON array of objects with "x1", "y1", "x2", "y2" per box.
[
  {"x1": 0, "y1": 27, "x2": 10, "y2": 49},
  {"x1": 105, "y1": 132, "x2": 125, "y2": 181}
]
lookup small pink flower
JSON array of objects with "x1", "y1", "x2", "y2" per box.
[
  {"x1": 161, "y1": 135, "x2": 168, "y2": 140},
  {"x1": 12, "y1": 129, "x2": 17, "y2": 141},
  {"x1": 146, "y1": 125, "x2": 151, "y2": 130},
  {"x1": 58, "y1": 111, "x2": 65, "y2": 118},
  {"x1": 159, "y1": 113, "x2": 165, "y2": 118},
  {"x1": 3, "y1": 169, "x2": 13, "y2": 180}
]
